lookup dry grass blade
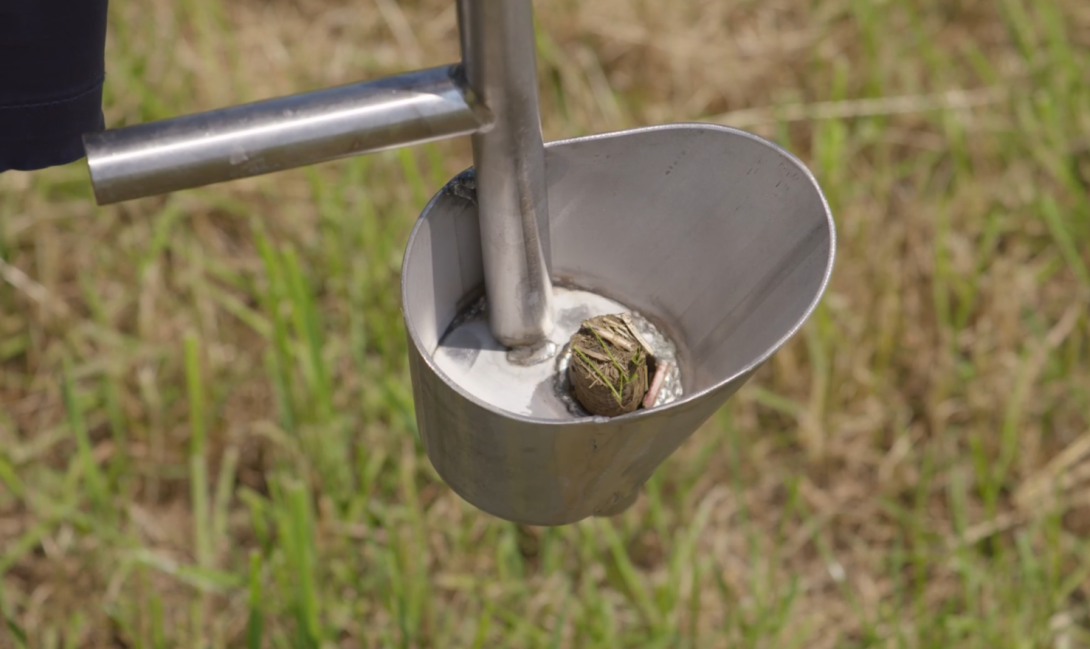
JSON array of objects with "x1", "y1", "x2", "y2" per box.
[
  {"x1": 715, "y1": 86, "x2": 1009, "y2": 127},
  {"x1": 1017, "y1": 430, "x2": 1090, "y2": 511},
  {"x1": 619, "y1": 313, "x2": 655, "y2": 357},
  {"x1": 0, "y1": 256, "x2": 70, "y2": 319}
]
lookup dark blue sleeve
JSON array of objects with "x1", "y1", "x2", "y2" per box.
[{"x1": 0, "y1": 0, "x2": 109, "y2": 172}]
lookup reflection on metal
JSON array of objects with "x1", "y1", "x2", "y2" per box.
[
  {"x1": 84, "y1": 66, "x2": 487, "y2": 204},
  {"x1": 456, "y1": 0, "x2": 555, "y2": 347}
]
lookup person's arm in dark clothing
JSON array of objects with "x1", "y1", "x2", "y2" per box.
[{"x1": 0, "y1": 0, "x2": 110, "y2": 172}]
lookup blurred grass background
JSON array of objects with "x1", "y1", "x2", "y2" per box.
[{"x1": 2, "y1": 0, "x2": 1090, "y2": 646}]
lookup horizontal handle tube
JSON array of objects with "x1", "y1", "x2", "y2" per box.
[{"x1": 84, "y1": 65, "x2": 489, "y2": 204}]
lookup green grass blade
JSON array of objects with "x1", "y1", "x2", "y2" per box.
[
  {"x1": 281, "y1": 247, "x2": 333, "y2": 420},
  {"x1": 184, "y1": 333, "x2": 213, "y2": 570},
  {"x1": 1040, "y1": 196, "x2": 1090, "y2": 289},
  {"x1": 2, "y1": 602, "x2": 28, "y2": 649},
  {"x1": 150, "y1": 595, "x2": 166, "y2": 649},
  {"x1": 253, "y1": 225, "x2": 298, "y2": 432},
  {"x1": 0, "y1": 453, "x2": 25, "y2": 501},
  {"x1": 284, "y1": 480, "x2": 320, "y2": 647},
  {"x1": 596, "y1": 518, "x2": 663, "y2": 633},
  {"x1": 211, "y1": 446, "x2": 239, "y2": 555},
  {"x1": 247, "y1": 551, "x2": 265, "y2": 649},
  {"x1": 62, "y1": 359, "x2": 107, "y2": 513}
]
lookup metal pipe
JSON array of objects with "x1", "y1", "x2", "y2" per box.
[
  {"x1": 458, "y1": 0, "x2": 555, "y2": 348},
  {"x1": 83, "y1": 65, "x2": 488, "y2": 205}
]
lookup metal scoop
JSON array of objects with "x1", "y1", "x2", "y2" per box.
[{"x1": 82, "y1": 0, "x2": 836, "y2": 525}]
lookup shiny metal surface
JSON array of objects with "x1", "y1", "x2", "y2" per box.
[
  {"x1": 457, "y1": 0, "x2": 555, "y2": 347},
  {"x1": 403, "y1": 123, "x2": 836, "y2": 525},
  {"x1": 83, "y1": 66, "x2": 487, "y2": 204}
]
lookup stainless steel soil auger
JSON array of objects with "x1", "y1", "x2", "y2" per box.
[{"x1": 83, "y1": 0, "x2": 836, "y2": 525}]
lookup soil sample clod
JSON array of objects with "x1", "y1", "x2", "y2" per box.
[{"x1": 567, "y1": 314, "x2": 655, "y2": 417}]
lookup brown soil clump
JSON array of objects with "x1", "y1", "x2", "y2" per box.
[{"x1": 567, "y1": 314, "x2": 653, "y2": 417}]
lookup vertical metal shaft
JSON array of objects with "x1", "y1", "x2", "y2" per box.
[{"x1": 457, "y1": 0, "x2": 555, "y2": 348}]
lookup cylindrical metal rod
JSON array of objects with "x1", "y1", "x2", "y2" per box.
[
  {"x1": 458, "y1": 0, "x2": 555, "y2": 348},
  {"x1": 84, "y1": 65, "x2": 489, "y2": 205}
]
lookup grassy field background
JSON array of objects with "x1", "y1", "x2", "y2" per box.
[{"x1": 2, "y1": 0, "x2": 1090, "y2": 646}]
